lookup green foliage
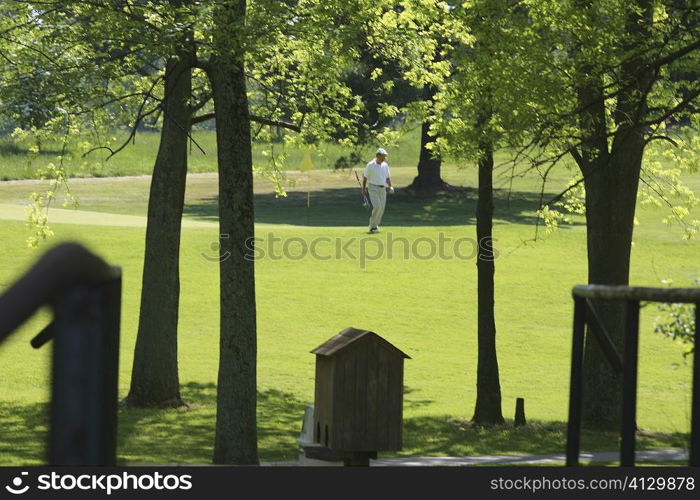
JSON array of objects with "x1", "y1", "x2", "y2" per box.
[
  {"x1": 541, "y1": 128, "x2": 700, "y2": 236},
  {"x1": 654, "y1": 302, "x2": 696, "y2": 358},
  {"x1": 428, "y1": 0, "x2": 700, "y2": 239},
  {"x1": 244, "y1": 1, "x2": 368, "y2": 148},
  {"x1": 640, "y1": 131, "x2": 700, "y2": 239},
  {"x1": 2, "y1": 0, "x2": 428, "y2": 221},
  {"x1": 334, "y1": 151, "x2": 364, "y2": 170},
  {"x1": 9, "y1": 121, "x2": 80, "y2": 247},
  {"x1": 0, "y1": 0, "x2": 175, "y2": 245},
  {"x1": 653, "y1": 279, "x2": 698, "y2": 359}
]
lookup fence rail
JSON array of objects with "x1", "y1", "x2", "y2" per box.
[{"x1": 572, "y1": 284, "x2": 700, "y2": 303}]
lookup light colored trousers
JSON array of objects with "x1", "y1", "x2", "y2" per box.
[{"x1": 368, "y1": 183, "x2": 387, "y2": 229}]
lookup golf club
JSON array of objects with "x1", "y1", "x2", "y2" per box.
[{"x1": 353, "y1": 170, "x2": 372, "y2": 209}]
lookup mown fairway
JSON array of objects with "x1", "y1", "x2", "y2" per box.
[{"x1": 0, "y1": 157, "x2": 697, "y2": 464}]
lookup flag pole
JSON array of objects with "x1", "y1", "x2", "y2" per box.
[{"x1": 299, "y1": 151, "x2": 313, "y2": 223}]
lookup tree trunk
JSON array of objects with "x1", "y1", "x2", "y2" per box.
[
  {"x1": 580, "y1": 140, "x2": 643, "y2": 429},
  {"x1": 577, "y1": 0, "x2": 654, "y2": 430},
  {"x1": 209, "y1": 0, "x2": 259, "y2": 465},
  {"x1": 125, "y1": 53, "x2": 192, "y2": 408},
  {"x1": 472, "y1": 124, "x2": 504, "y2": 426},
  {"x1": 407, "y1": 88, "x2": 450, "y2": 194},
  {"x1": 406, "y1": 120, "x2": 449, "y2": 193}
]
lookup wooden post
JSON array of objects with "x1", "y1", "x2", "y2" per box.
[
  {"x1": 620, "y1": 300, "x2": 640, "y2": 467},
  {"x1": 690, "y1": 303, "x2": 699, "y2": 466},
  {"x1": 514, "y1": 398, "x2": 526, "y2": 427},
  {"x1": 566, "y1": 297, "x2": 586, "y2": 466},
  {"x1": 344, "y1": 451, "x2": 372, "y2": 467}
]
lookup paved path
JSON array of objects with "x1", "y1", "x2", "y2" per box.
[
  {"x1": 372, "y1": 449, "x2": 688, "y2": 466},
  {"x1": 264, "y1": 449, "x2": 688, "y2": 466}
]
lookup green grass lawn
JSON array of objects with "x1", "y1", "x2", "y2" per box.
[{"x1": 0, "y1": 160, "x2": 697, "y2": 465}]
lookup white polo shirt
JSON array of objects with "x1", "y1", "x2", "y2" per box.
[{"x1": 364, "y1": 160, "x2": 391, "y2": 186}]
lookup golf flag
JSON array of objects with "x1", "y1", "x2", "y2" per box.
[
  {"x1": 299, "y1": 151, "x2": 313, "y2": 209},
  {"x1": 299, "y1": 151, "x2": 313, "y2": 171}
]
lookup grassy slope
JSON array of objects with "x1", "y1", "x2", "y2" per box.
[{"x1": 0, "y1": 162, "x2": 697, "y2": 465}]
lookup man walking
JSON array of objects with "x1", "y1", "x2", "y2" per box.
[{"x1": 362, "y1": 148, "x2": 394, "y2": 233}]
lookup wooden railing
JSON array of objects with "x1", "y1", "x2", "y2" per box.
[
  {"x1": 0, "y1": 243, "x2": 121, "y2": 466},
  {"x1": 566, "y1": 285, "x2": 699, "y2": 467}
]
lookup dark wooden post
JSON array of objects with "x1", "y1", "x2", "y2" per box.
[
  {"x1": 566, "y1": 297, "x2": 586, "y2": 466},
  {"x1": 344, "y1": 451, "x2": 373, "y2": 467},
  {"x1": 690, "y1": 303, "x2": 699, "y2": 466},
  {"x1": 514, "y1": 398, "x2": 526, "y2": 426},
  {"x1": 49, "y1": 273, "x2": 121, "y2": 466},
  {"x1": 620, "y1": 300, "x2": 640, "y2": 467}
]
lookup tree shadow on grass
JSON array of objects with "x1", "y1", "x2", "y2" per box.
[
  {"x1": 403, "y1": 386, "x2": 434, "y2": 411},
  {"x1": 393, "y1": 416, "x2": 690, "y2": 460},
  {"x1": 118, "y1": 382, "x2": 307, "y2": 464},
  {"x1": 184, "y1": 187, "x2": 584, "y2": 229},
  {"x1": 0, "y1": 140, "x2": 65, "y2": 157},
  {"x1": 0, "y1": 401, "x2": 48, "y2": 465},
  {"x1": 1, "y1": 397, "x2": 689, "y2": 465},
  {"x1": 0, "y1": 383, "x2": 307, "y2": 465}
]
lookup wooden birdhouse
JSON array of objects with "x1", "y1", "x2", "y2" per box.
[{"x1": 310, "y1": 327, "x2": 410, "y2": 452}]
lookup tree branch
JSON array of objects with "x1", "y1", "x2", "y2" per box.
[
  {"x1": 189, "y1": 91, "x2": 212, "y2": 114},
  {"x1": 641, "y1": 88, "x2": 700, "y2": 127},
  {"x1": 81, "y1": 105, "x2": 161, "y2": 159},
  {"x1": 191, "y1": 112, "x2": 301, "y2": 132},
  {"x1": 647, "y1": 38, "x2": 700, "y2": 72},
  {"x1": 569, "y1": 146, "x2": 585, "y2": 170},
  {"x1": 81, "y1": 73, "x2": 164, "y2": 160},
  {"x1": 645, "y1": 134, "x2": 679, "y2": 147}
]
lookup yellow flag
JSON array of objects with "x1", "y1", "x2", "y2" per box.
[{"x1": 299, "y1": 151, "x2": 313, "y2": 171}]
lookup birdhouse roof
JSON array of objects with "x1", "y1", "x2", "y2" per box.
[{"x1": 311, "y1": 327, "x2": 411, "y2": 359}]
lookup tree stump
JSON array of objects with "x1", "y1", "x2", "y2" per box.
[{"x1": 514, "y1": 398, "x2": 526, "y2": 427}]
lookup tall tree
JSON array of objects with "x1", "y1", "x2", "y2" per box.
[
  {"x1": 472, "y1": 102, "x2": 504, "y2": 425},
  {"x1": 529, "y1": 0, "x2": 700, "y2": 429},
  {"x1": 358, "y1": 0, "x2": 508, "y2": 425},
  {"x1": 2, "y1": 0, "x2": 200, "y2": 408},
  {"x1": 460, "y1": 2, "x2": 514, "y2": 427},
  {"x1": 4, "y1": 1, "x2": 371, "y2": 424},
  {"x1": 429, "y1": 0, "x2": 534, "y2": 426},
  {"x1": 126, "y1": 13, "x2": 195, "y2": 407},
  {"x1": 204, "y1": 0, "x2": 259, "y2": 464},
  {"x1": 437, "y1": 0, "x2": 698, "y2": 429},
  {"x1": 199, "y1": 0, "x2": 378, "y2": 462},
  {"x1": 575, "y1": 0, "x2": 698, "y2": 429}
]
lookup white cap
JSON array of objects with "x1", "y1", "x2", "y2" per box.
[{"x1": 376, "y1": 148, "x2": 388, "y2": 156}]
